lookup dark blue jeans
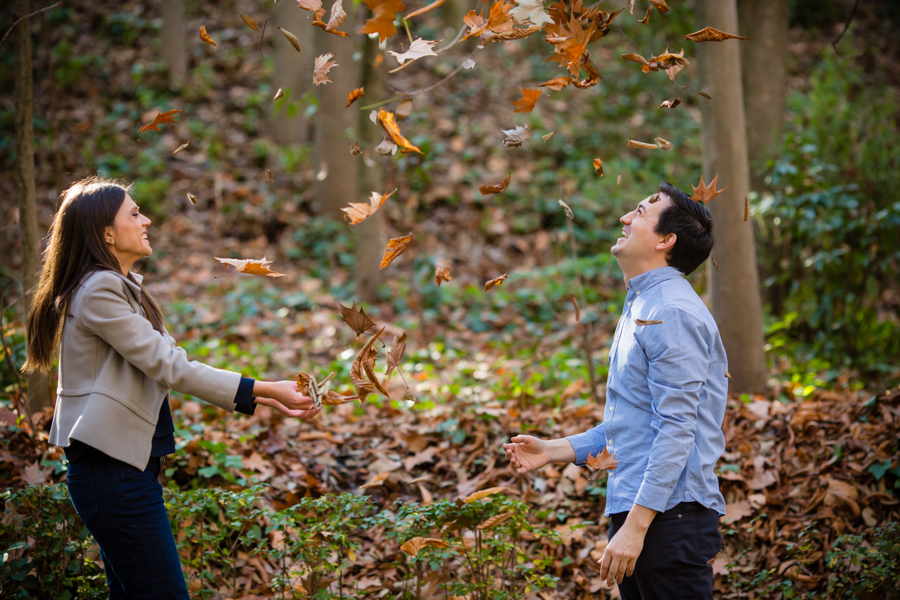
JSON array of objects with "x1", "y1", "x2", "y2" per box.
[
  {"x1": 65, "y1": 445, "x2": 189, "y2": 599},
  {"x1": 608, "y1": 501, "x2": 721, "y2": 600}
]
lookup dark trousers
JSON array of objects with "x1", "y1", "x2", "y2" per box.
[
  {"x1": 65, "y1": 446, "x2": 189, "y2": 599},
  {"x1": 608, "y1": 501, "x2": 721, "y2": 600}
]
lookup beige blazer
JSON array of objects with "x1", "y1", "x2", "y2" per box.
[{"x1": 49, "y1": 269, "x2": 242, "y2": 469}]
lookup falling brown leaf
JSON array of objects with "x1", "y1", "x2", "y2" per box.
[
  {"x1": 346, "y1": 87, "x2": 365, "y2": 107},
  {"x1": 379, "y1": 233, "x2": 414, "y2": 269},
  {"x1": 342, "y1": 189, "x2": 395, "y2": 225},
  {"x1": 375, "y1": 138, "x2": 398, "y2": 155},
  {"x1": 638, "y1": 4, "x2": 651, "y2": 24},
  {"x1": 698, "y1": 91, "x2": 712, "y2": 99},
  {"x1": 297, "y1": 0, "x2": 326, "y2": 21},
  {"x1": 171, "y1": 142, "x2": 190, "y2": 155},
  {"x1": 558, "y1": 199, "x2": 574, "y2": 219},
  {"x1": 659, "y1": 98, "x2": 681, "y2": 109},
  {"x1": 628, "y1": 139, "x2": 658, "y2": 149},
  {"x1": 186, "y1": 193, "x2": 197, "y2": 205},
  {"x1": 570, "y1": 294, "x2": 580, "y2": 321},
  {"x1": 501, "y1": 125, "x2": 532, "y2": 148},
  {"x1": 360, "y1": 472, "x2": 391, "y2": 489},
  {"x1": 683, "y1": 26, "x2": 753, "y2": 43},
  {"x1": 649, "y1": 0, "x2": 669, "y2": 15},
  {"x1": 542, "y1": 131, "x2": 555, "y2": 142},
  {"x1": 273, "y1": 88, "x2": 285, "y2": 101},
  {"x1": 586, "y1": 446, "x2": 618, "y2": 471},
  {"x1": 296, "y1": 372, "x2": 356, "y2": 405},
  {"x1": 463, "y1": 486, "x2": 508, "y2": 503},
  {"x1": 485, "y1": 273, "x2": 508, "y2": 292},
  {"x1": 376, "y1": 109, "x2": 422, "y2": 154},
  {"x1": 724, "y1": 368, "x2": 732, "y2": 379},
  {"x1": 537, "y1": 76, "x2": 573, "y2": 91},
  {"x1": 395, "y1": 98, "x2": 414, "y2": 120},
  {"x1": 388, "y1": 38, "x2": 439, "y2": 65},
  {"x1": 511, "y1": 87, "x2": 542, "y2": 114},
  {"x1": 712, "y1": 256, "x2": 719, "y2": 270},
  {"x1": 477, "y1": 511, "x2": 514, "y2": 531},
  {"x1": 313, "y1": 0, "x2": 351, "y2": 36},
  {"x1": 385, "y1": 331, "x2": 407, "y2": 383},
  {"x1": 214, "y1": 256, "x2": 286, "y2": 278},
  {"x1": 655, "y1": 137, "x2": 674, "y2": 151},
  {"x1": 617, "y1": 174, "x2": 622, "y2": 185},
  {"x1": 435, "y1": 266, "x2": 452, "y2": 286},
  {"x1": 199, "y1": 26, "x2": 217, "y2": 47},
  {"x1": 349, "y1": 141, "x2": 362, "y2": 155},
  {"x1": 339, "y1": 302, "x2": 378, "y2": 336},
  {"x1": 358, "y1": 0, "x2": 407, "y2": 42},
  {"x1": 690, "y1": 173, "x2": 729, "y2": 203},
  {"x1": 401, "y1": 537, "x2": 450, "y2": 556},
  {"x1": 240, "y1": 14, "x2": 259, "y2": 30},
  {"x1": 479, "y1": 173, "x2": 511, "y2": 195},
  {"x1": 593, "y1": 158, "x2": 603, "y2": 177},
  {"x1": 314, "y1": 53, "x2": 339, "y2": 85},
  {"x1": 351, "y1": 327, "x2": 385, "y2": 399},
  {"x1": 265, "y1": 169, "x2": 274, "y2": 182},
  {"x1": 138, "y1": 109, "x2": 182, "y2": 136},
  {"x1": 620, "y1": 53, "x2": 650, "y2": 66},
  {"x1": 635, "y1": 319, "x2": 663, "y2": 325},
  {"x1": 744, "y1": 196, "x2": 750, "y2": 221}
]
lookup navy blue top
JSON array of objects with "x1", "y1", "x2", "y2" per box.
[{"x1": 66, "y1": 377, "x2": 257, "y2": 462}]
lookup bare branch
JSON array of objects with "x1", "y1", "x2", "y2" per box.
[{"x1": 0, "y1": 1, "x2": 62, "y2": 48}]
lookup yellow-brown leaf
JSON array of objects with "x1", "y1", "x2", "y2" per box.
[
  {"x1": 586, "y1": 446, "x2": 618, "y2": 471},
  {"x1": 683, "y1": 26, "x2": 753, "y2": 43},
  {"x1": 479, "y1": 173, "x2": 511, "y2": 195},
  {"x1": 214, "y1": 256, "x2": 286, "y2": 278},
  {"x1": 511, "y1": 87, "x2": 542, "y2": 113},
  {"x1": 199, "y1": 25, "x2": 217, "y2": 47},
  {"x1": 339, "y1": 301, "x2": 378, "y2": 336},
  {"x1": 358, "y1": 0, "x2": 407, "y2": 42},
  {"x1": 376, "y1": 109, "x2": 423, "y2": 154},
  {"x1": 463, "y1": 486, "x2": 508, "y2": 503},
  {"x1": 342, "y1": 189, "x2": 395, "y2": 225},
  {"x1": 240, "y1": 14, "x2": 259, "y2": 30},
  {"x1": 379, "y1": 233, "x2": 414, "y2": 270},
  {"x1": 593, "y1": 158, "x2": 603, "y2": 177},
  {"x1": 689, "y1": 173, "x2": 728, "y2": 203},
  {"x1": 435, "y1": 266, "x2": 452, "y2": 286},
  {"x1": 346, "y1": 87, "x2": 365, "y2": 107},
  {"x1": 400, "y1": 537, "x2": 450, "y2": 556},
  {"x1": 138, "y1": 109, "x2": 182, "y2": 135},
  {"x1": 484, "y1": 273, "x2": 508, "y2": 291}
]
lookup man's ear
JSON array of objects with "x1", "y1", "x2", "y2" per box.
[{"x1": 657, "y1": 233, "x2": 676, "y2": 253}]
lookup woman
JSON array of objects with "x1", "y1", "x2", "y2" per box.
[{"x1": 22, "y1": 176, "x2": 317, "y2": 599}]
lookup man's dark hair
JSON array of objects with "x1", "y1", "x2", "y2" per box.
[{"x1": 654, "y1": 181, "x2": 714, "y2": 275}]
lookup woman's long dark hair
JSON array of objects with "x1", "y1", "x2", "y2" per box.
[{"x1": 22, "y1": 177, "x2": 166, "y2": 374}]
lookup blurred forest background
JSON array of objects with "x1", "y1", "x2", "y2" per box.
[{"x1": 0, "y1": 0, "x2": 898, "y2": 598}]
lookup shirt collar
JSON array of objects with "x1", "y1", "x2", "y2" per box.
[
  {"x1": 111, "y1": 270, "x2": 143, "y2": 298},
  {"x1": 625, "y1": 266, "x2": 683, "y2": 293}
]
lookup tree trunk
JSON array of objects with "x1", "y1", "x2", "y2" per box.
[
  {"x1": 270, "y1": 0, "x2": 313, "y2": 144},
  {"x1": 694, "y1": 0, "x2": 767, "y2": 394},
  {"x1": 41, "y1": 11, "x2": 63, "y2": 192},
  {"x1": 15, "y1": 0, "x2": 51, "y2": 412},
  {"x1": 313, "y1": 28, "x2": 362, "y2": 217},
  {"x1": 354, "y1": 36, "x2": 386, "y2": 302},
  {"x1": 738, "y1": 0, "x2": 789, "y2": 194},
  {"x1": 161, "y1": 0, "x2": 187, "y2": 90}
]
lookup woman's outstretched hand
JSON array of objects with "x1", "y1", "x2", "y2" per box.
[{"x1": 252, "y1": 380, "x2": 321, "y2": 419}]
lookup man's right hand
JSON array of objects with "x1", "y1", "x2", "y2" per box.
[{"x1": 503, "y1": 435, "x2": 552, "y2": 473}]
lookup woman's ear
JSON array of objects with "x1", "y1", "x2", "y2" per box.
[
  {"x1": 657, "y1": 233, "x2": 677, "y2": 252},
  {"x1": 104, "y1": 225, "x2": 115, "y2": 245}
]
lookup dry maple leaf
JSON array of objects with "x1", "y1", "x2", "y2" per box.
[
  {"x1": 350, "y1": 327, "x2": 385, "y2": 399},
  {"x1": 388, "y1": 38, "x2": 438, "y2": 65},
  {"x1": 479, "y1": 173, "x2": 511, "y2": 195},
  {"x1": 655, "y1": 137, "x2": 674, "y2": 151},
  {"x1": 379, "y1": 233, "x2": 414, "y2": 269},
  {"x1": 214, "y1": 256, "x2": 287, "y2": 278},
  {"x1": 240, "y1": 14, "x2": 259, "y2": 30},
  {"x1": 593, "y1": 158, "x2": 604, "y2": 177},
  {"x1": 342, "y1": 189, "x2": 395, "y2": 225},
  {"x1": 346, "y1": 87, "x2": 365, "y2": 107},
  {"x1": 620, "y1": 53, "x2": 650, "y2": 66},
  {"x1": 313, "y1": 53, "x2": 338, "y2": 85},
  {"x1": 485, "y1": 273, "x2": 508, "y2": 291},
  {"x1": 586, "y1": 446, "x2": 618, "y2": 471},
  {"x1": 339, "y1": 301, "x2": 378, "y2": 335},
  {"x1": 360, "y1": 472, "x2": 391, "y2": 489},
  {"x1": 296, "y1": 372, "x2": 356, "y2": 405},
  {"x1": 537, "y1": 76, "x2": 572, "y2": 91},
  {"x1": 509, "y1": 0, "x2": 553, "y2": 26},
  {"x1": 171, "y1": 142, "x2": 190, "y2": 155},
  {"x1": 501, "y1": 124, "x2": 532, "y2": 148},
  {"x1": 349, "y1": 141, "x2": 362, "y2": 155},
  {"x1": 558, "y1": 199, "x2": 574, "y2": 219},
  {"x1": 358, "y1": 0, "x2": 406, "y2": 42},
  {"x1": 199, "y1": 25, "x2": 217, "y2": 47},
  {"x1": 511, "y1": 87, "x2": 542, "y2": 113},
  {"x1": 683, "y1": 26, "x2": 753, "y2": 43},
  {"x1": 463, "y1": 486, "x2": 508, "y2": 503},
  {"x1": 635, "y1": 319, "x2": 663, "y2": 325},
  {"x1": 278, "y1": 27, "x2": 302, "y2": 52},
  {"x1": 385, "y1": 331, "x2": 407, "y2": 384},
  {"x1": 297, "y1": 0, "x2": 326, "y2": 21},
  {"x1": 312, "y1": 0, "x2": 351, "y2": 36},
  {"x1": 395, "y1": 98, "x2": 414, "y2": 120},
  {"x1": 376, "y1": 109, "x2": 423, "y2": 154},
  {"x1": 462, "y1": 1, "x2": 515, "y2": 41},
  {"x1": 659, "y1": 98, "x2": 681, "y2": 109},
  {"x1": 138, "y1": 109, "x2": 182, "y2": 136},
  {"x1": 570, "y1": 294, "x2": 580, "y2": 321},
  {"x1": 628, "y1": 139, "x2": 658, "y2": 149},
  {"x1": 435, "y1": 266, "x2": 452, "y2": 286},
  {"x1": 477, "y1": 511, "x2": 514, "y2": 530},
  {"x1": 690, "y1": 173, "x2": 729, "y2": 203},
  {"x1": 401, "y1": 537, "x2": 450, "y2": 556}
]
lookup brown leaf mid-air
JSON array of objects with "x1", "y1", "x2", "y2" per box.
[
  {"x1": 690, "y1": 173, "x2": 728, "y2": 203},
  {"x1": 586, "y1": 446, "x2": 618, "y2": 471},
  {"x1": 542, "y1": 131, "x2": 555, "y2": 142},
  {"x1": 214, "y1": 256, "x2": 286, "y2": 278},
  {"x1": 379, "y1": 233, "x2": 414, "y2": 269},
  {"x1": 558, "y1": 199, "x2": 574, "y2": 219},
  {"x1": 628, "y1": 139, "x2": 658, "y2": 149},
  {"x1": 265, "y1": 169, "x2": 274, "y2": 182},
  {"x1": 617, "y1": 174, "x2": 622, "y2": 185},
  {"x1": 635, "y1": 319, "x2": 663, "y2": 325},
  {"x1": 659, "y1": 98, "x2": 681, "y2": 109},
  {"x1": 376, "y1": 109, "x2": 422, "y2": 154},
  {"x1": 351, "y1": 327, "x2": 387, "y2": 399},
  {"x1": 698, "y1": 91, "x2": 712, "y2": 99},
  {"x1": 620, "y1": 53, "x2": 650, "y2": 66},
  {"x1": 358, "y1": 0, "x2": 406, "y2": 42},
  {"x1": 435, "y1": 266, "x2": 452, "y2": 286},
  {"x1": 342, "y1": 189, "x2": 395, "y2": 225},
  {"x1": 683, "y1": 26, "x2": 753, "y2": 43},
  {"x1": 485, "y1": 273, "x2": 508, "y2": 291},
  {"x1": 138, "y1": 109, "x2": 182, "y2": 136},
  {"x1": 298, "y1": 0, "x2": 327, "y2": 21},
  {"x1": 273, "y1": 88, "x2": 285, "y2": 100},
  {"x1": 744, "y1": 196, "x2": 750, "y2": 221},
  {"x1": 278, "y1": 27, "x2": 302, "y2": 52},
  {"x1": 538, "y1": 76, "x2": 573, "y2": 91},
  {"x1": 171, "y1": 142, "x2": 190, "y2": 155},
  {"x1": 312, "y1": 0, "x2": 351, "y2": 37},
  {"x1": 511, "y1": 87, "x2": 542, "y2": 113},
  {"x1": 388, "y1": 38, "x2": 439, "y2": 65},
  {"x1": 395, "y1": 98, "x2": 414, "y2": 120},
  {"x1": 479, "y1": 173, "x2": 511, "y2": 195},
  {"x1": 186, "y1": 193, "x2": 197, "y2": 205},
  {"x1": 339, "y1": 301, "x2": 378, "y2": 336},
  {"x1": 240, "y1": 14, "x2": 259, "y2": 30},
  {"x1": 655, "y1": 137, "x2": 674, "y2": 151},
  {"x1": 314, "y1": 53, "x2": 339, "y2": 85},
  {"x1": 463, "y1": 486, "x2": 508, "y2": 503},
  {"x1": 649, "y1": 0, "x2": 669, "y2": 15},
  {"x1": 401, "y1": 537, "x2": 450, "y2": 556},
  {"x1": 570, "y1": 294, "x2": 580, "y2": 321},
  {"x1": 593, "y1": 158, "x2": 603, "y2": 177},
  {"x1": 385, "y1": 331, "x2": 408, "y2": 383},
  {"x1": 199, "y1": 26, "x2": 217, "y2": 47},
  {"x1": 501, "y1": 125, "x2": 532, "y2": 148},
  {"x1": 296, "y1": 372, "x2": 355, "y2": 406},
  {"x1": 349, "y1": 141, "x2": 362, "y2": 155},
  {"x1": 346, "y1": 87, "x2": 365, "y2": 107}
]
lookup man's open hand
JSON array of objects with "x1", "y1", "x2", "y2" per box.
[{"x1": 503, "y1": 435, "x2": 552, "y2": 473}]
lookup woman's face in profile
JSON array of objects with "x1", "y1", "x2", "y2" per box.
[{"x1": 106, "y1": 194, "x2": 153, "y2": 263}]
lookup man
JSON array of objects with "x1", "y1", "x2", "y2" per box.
[{"x1": 504, "y1": 182, "x2": 728, "y2": 599}]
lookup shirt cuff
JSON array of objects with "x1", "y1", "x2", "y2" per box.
[
  {"x1": 565, "y1": 426, "x2": 606, "y2": 467},
  {"x1": 634, "y1": 479, "x2": 674, "y2": 513},
  {"x1": 234, "y1": 377, "x2": 257, "y2": 416}
]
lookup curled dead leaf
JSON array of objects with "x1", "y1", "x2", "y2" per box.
[
  {"x1": 401, "y1": 537, "x2": 450, "y2": 556},
  {"x1": 570, "y1": 294, "x2": 580, "y2": 321},
  {"x1": 375, "y1": 138, "x2": 399, "y2": 155},
  {"x1": 542, "y1": 131, "x2": 555, "y2": 142},
  {"x1": 214, "y1": 256, "x2": 286, "y2": 278},
  {"x1": 659, "y1": 98, "x2": 681, "y2": 109},
  {"x1": 385, "y1": 331, "x2": 407, "y2": 383},
  {"x1": 342, "y1": 189, "x2": 395, "y2": 225},
  {"x1": 479, "y1": 173, "x2": 511, "y2": 195},
  {"x1": 744, "y1": 196, "x2": 750, "y2": 221},
  {"x1": 346, "y1": 87, "x2": 365, "y2": 107},
  {"x1": 339, "y1": 301, "x2": 378, "y2": 336},
  {"x1": 477, "y1": 511, "x2": 514, "y2": 530},
  {"x1": 265, "y1": 169, "x2": 274, "y2": 182},
  {"x1": 240, "y1": 14, "x2": 259, "y2": 30},
  {"x1": 698, "y1": 91, "x2": 712, "y2": 99},
  {"x1": 627, "y1": 139, "x2": 658, "y2": 150},
  {"x1": 199, "y1": 26, "x2": 217, "y2": 47},
  {"x1": 171, "y1": 142, "x2": 190, "y2": 155},
  {"x1": 350, "y1": 327, "x2": 385, "y2": 399},
  {"x1": 558, "y1": 199, "x2": 574, "y2": 219},
  {"x1": 274, "y1": 88, "x2": 285, "y2": 101},
  {"x1": 501, "y1": 125, "x2": 532, "y2": 148},
  {"x1": 463, "y1": 486, "x2": 508, "y2": 503},
  {"x1": 435, "y1": 266, "x2": 452, "y2": 286},
  {"x1": 593, "y1": 158, "x2": 603, "y2": 177},
  {"x1": 186, "y1": 193, "x2": 197, "y2": 205},
  {"x1": 683, "y1": 26, "x2": 753, "y2": 43},
  {"x1": 349, "y1": 141, "x2": 362, "y2": 156},
  {"x1": 617, "y1": 174, "x2": 622, "y2": 185},
  {"x1": 377, "y1": 110, "x2": 423, "y2": 154},
  {"x1": 635, "y1": 319, "x2": 663, "y2": 325},
  {"x1": 655, "y1": 137, "x2": 674, "y2": 151},
  {"x1": 379, "y1": 233, "x2": 414, "y2": 270},
  {"x1": 485, "y1": 273, "x2": 508, "y2": 292}
]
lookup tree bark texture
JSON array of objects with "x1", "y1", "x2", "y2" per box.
[
  {"x1": 15, "y1": 0, "x2": 51, "y2": 411},
  {"x1": 354, "y1": 35, "x2": 386, "y2": 302},
  {"x1": 313, "y1": 27, "x2": 362, "y2": 217},
  {"x1": 738, "y1": 0, "x2": 789, "y2": 194},
  {"x1": 694, "y1": 0, "x2": 767, "y2": 394},
  {"x1": 270, "y1": 0, "x2": 313, "y2": 144},
  {"x1": 161, "y1": 0, "x2": 187, "y2": 90}
]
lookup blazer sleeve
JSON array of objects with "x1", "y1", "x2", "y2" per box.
[{"x1": 78, "y1": 272, "x2": 241, "y2": 412}]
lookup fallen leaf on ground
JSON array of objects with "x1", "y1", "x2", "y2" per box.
[
  {"x1": 240, "y1": 14, "x2": 259, "y2": 30},
  {"x1": 463, "y1": 486, "x2": 508, "y2": 503},
  {"x1": 485, "y1": 273, "x2": 508, "y2": 291},
  {"x1": 214, "y1": 256, "x2": 286, "y2": 278},
  {"x1": 586, "y1": 447, "x2": 618, "y2": 471},
  {"x1": 379, "y1": 233, "x2": 414, "y2": 269},
  {"x1": 377, "y1": 110, "x2": 423, "y2": 154},
  {"x1": 511, "y1": 87, "x2": 542, "y2": 113},
  {"x1": 628, "y1": 139, "x2": 658, "y2": 149},
  {"x1": 593, "y1": 158, "x2": 603, "y2": 177},
  {"x1": 22, "y1": 462, "x2": 49, "y2": 486},
  {"x1": 479, "y1": 173, "x2": 511, "y2": 195},
  {"x1": 314, "y1": 53, "x2": 339, "y2": 85},
  {"x1": 339, "y1": 301, "x2": 378, "y2": 336},
  {"x1": 635, "y1": 319, "x2": 663, "y2": 325},
  {"x1": 501, "y1": 125, "x2": 532, "y2": 148},
  {"x1": 722, "y1": 501, "x2": 754, "y2": 524},
  {"x1": 199, "y1": 26, "x2": 217, "y2": 47},
  {"x1": 478, "y1": 511, "x2": 514, "y2": 530},
  {"x1": 435, "y1": 266, "x2": 452, "y2": 286},
  {"x1": 358, "y1": 0, "x2": 407, "y2": 42},
  {"x1": 690, "y1": 173, "x2": 728, "y2": 203},
  {"x1": 655, "y1": 137, "x2": 674, "y2": 151},
  {"x1": 683, "y1": 26, "x2": 753, "y2": 43},
  {"x1": 171, "y1": 142, "x2": 190, "y2": 155},
  {"x1": 360, "y1": 472, "x2": 391, "y2": 489},
  {"x1": 346, "y1": 88, "x2": 365, "y2": 107},
  {"x1": 388, "y1": 38, "x2": 439, "y2": 65},
  {"x1": 659, "y1": 98, "x2": 681, "y2": 109},
  {"x1": 558, "y1": 199, "x2": 574, "y2": 219},
  {"x1": 138, "y1": 110, "x2": 182, "y2": 136},
  {"x1": 401, "y1": 537, "x2": 450, "y2": 556},
  {"x1": 342, "y1": 189, "x2": 395, "y2": 225}
]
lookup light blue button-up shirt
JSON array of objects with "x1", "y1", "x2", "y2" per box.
[{"x1": 567, "y1": 266, "x2": 728, "y2": 517}]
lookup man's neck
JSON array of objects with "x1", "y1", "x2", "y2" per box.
[{"x1": 619, "y1": 260, "x2": 670, "y2": 287}]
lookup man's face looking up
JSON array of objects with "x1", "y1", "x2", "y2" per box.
[{"x1": 611, "y1": 191, "x2": 672, "y2": 262}]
